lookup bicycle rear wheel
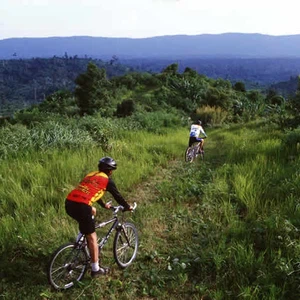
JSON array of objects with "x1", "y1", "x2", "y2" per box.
[
  {"x1": 113, "y1": 222, "x2": 138, "y2": 268},
  {"x1": 47, "y1": 242, "x2": 89, "y2": 290},
  {"x1": 185, "y1": 147, "x2": 195, "y2": 162}
]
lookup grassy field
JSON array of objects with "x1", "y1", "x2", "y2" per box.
[{"x1": 1, "y1": 121, "x2": 300, "y2": 299}]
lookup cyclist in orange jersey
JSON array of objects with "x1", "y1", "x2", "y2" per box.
[{"x1": 65, "y1": 157, "x2": 133, "y2": 278}]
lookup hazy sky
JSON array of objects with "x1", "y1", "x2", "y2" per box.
[{"x1": 1, "y1": 0, "x2": 300, "y2": 40}]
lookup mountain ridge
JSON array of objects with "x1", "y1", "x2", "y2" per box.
[{"x1": 1, "y1": 33, "x2": 300, "y2": 59}]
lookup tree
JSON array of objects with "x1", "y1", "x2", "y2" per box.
[
  {"x1": 233, "y1": 81, "x2": 246, "y2": 92},
  {"x1": 75, "y1": 62, "x2": 111, "y2": 116},
  {"x1": 203, "y1": 86, "x2": 234, "y2": 111},
  {"x1": 265, "y1": 90, "x2": 284, "y2": 106},
  {"x1": 162, "y1": 63, "x2": 179, "y2": 75},
  {"x1": 287, "y1": 76, "x2": 300, "y2": 127},
  {"x1": 114, "y1": 99, "x2": 135, "y2": 117},
  {"x1": 290, "y1": 76, "x2": 300, "y2": 112},
  {"x1": 110, "y1": 55, "x2": 119, "y2": 65},
  {"x1": 183, "y1": 67, "x2": 198, "y2": 77},
  {"x1": 39, "y1": 90, "x2": 78, "y2": 115}
]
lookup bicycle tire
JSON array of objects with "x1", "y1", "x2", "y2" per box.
[
  {"x1": 113, "y1": 222, "x2": 138, "y2": 268},
  {"x1": 200, "y1": 151, "x2": 204, "y2": 161},
  {"x1": 47, "y1": 242, "x2": 89, "y2": 290},
  {"x1": 185, "y1": 147, "x2": 195, "y2": 163}
]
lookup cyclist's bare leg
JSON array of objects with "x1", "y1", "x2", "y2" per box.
[
  {"x1": 200, "y1": 140, "x2": 204, "y2": 151},
  {"x1": 86, "y1": 232, "x2": 99, "y2": 266},
  {"x1": 87, "y1": 232, "x2": 109, "y2": 276},
  {"x1": 196, "y1": 142, "x2": 202, "y2": 154},
  {"x1": 196, "y1": 143, "x2": 201, "y2": 153}
]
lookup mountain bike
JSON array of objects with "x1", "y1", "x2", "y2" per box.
[
  {"x1": 47, "y1": 202, "x2": 138, "y2": 290},
  {"x1": 185, "y1": 137, "x2": 206, "y2": 163}
]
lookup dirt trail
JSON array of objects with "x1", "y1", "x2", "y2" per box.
[{"x1": 127, "y1": 159, "x2": 181, "y2": 205}]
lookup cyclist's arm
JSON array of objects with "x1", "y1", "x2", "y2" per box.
[
  {"x1": 96, "y1": 199, "x2": 106, "y2": 208},
  {"x1": 200, "y1": 127, "x2": 207, "y2": 137},
  {"x1": 106, "y1": 178, "x2": 131, "y2": 210}
]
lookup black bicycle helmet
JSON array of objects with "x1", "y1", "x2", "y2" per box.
[
  {"x1": 196, "y1": 119, "x2": 202, "y2": 125},
  {"x1": 98, "y1": 156, "x2": 117, "y2": 171}
]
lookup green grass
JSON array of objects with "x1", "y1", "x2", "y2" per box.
[{"x1": 1, "y1": 121, "x2": 300, "y2": 299}]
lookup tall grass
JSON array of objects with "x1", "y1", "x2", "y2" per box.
[
  {"x1": 1, "y1": 119, "x2": 300, "y2": 299},
  {"x1": 196, "y1": 105, "x2": 228, "y2": 126},
  {"x1": 0, "y1": 127, "x2": 184, "y2": 253},
  {"x1": 131, "y1": 120, "x2": 300, "y2": 300}
]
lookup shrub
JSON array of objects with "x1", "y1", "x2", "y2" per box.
[
  {"x1": 194, "y1": 105, "x2": 228, "y2": 126},
  {"x1": 0, "y1": 123, "x2": 32, "y2": 159},
  {"x1": 30, "y1": 121, "x2": 96, "y2": 150},
  {"x1": 0, "y1": 121, "x2": 97, "y2": 159},
  {"x1": 115, "y1": 99, "x2": 135, "y2": 117},
  {"x1": 133, "y1": 110, "x2": 182, "y2": 133},
  {"x1": 282, "y1": 128, "x2": 300, "y2": 153}
]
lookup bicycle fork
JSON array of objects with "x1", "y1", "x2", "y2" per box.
[{"x1": 118, "y1": 224, "x2": 132, "y2": 248}]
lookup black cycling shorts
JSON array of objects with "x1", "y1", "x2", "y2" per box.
[
  {"x1": 188, "y1": 136, "x2": 203, "y2": 147},
  {"x1": 65, "y1": 199, "x2": 95, "y2": 234}
]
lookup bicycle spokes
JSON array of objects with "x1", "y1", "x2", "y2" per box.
[
  {"x1": 113, "y1": 223, "x2": 138, "y2": 268},
  {"x1": 185, "y1": 147, "x2": 194, "y2": 162},
  {"x1": 48, "y1": 243, "x2": 89, "y2": 290}
]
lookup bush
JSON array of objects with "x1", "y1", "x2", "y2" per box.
[
  {"x1": 77, "y1": 115, "x2": 113, "y2": 148},
  {"x1": 115, "y1": 99, "x2": 135, "y2": 117},
  {"x1": 282, "y1": 129, "x2": 300, "y2": 153},
  {"x1": 30, "y1": 121, "x2": 96, "y2": 150},
  {"x1": 0, "y1": 121, "x2": 96, "y2": 159},
  {"x1": 194, "y1": 105, "x2": 228, "y2": 126},
  {"x1": 133, "y1": 110, "x2": 182, "y2": 133},
  {"x1": 13, "y1": 109, "x2": 71, "y2": 127},
  {"x1": 0, "y1": 123, "x2": 32, "y2": 159}
]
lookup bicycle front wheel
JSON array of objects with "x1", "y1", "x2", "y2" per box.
[
  {"x1": 113, "y1": 222, "x2": 138, "y2": 268},
  {"x1": 185, "y1": 147, "x2": 194, "y2": 162},
  {"x1": 200, "y1": 150, "x2": 204, "y2": 161},
  {"x1": 47, "y1": 242, "x2": 89, "y2": 290}
]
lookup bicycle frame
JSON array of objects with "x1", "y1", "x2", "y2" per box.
[
  {"x1": 193, "y1": 142, "x2": 201, "y2": 152},
  {"x1": 76, "y1": 205, "x2": 133, "y2": 252},
  {"x1": 47, "y1": 203, "x2": 138, "y2": 290},
  {"x1": 96, "y1": 216, "x2": 121, "y2": 250},
  {"x1": 185, "y1": 141, "x2": 205, "y2": 163}
]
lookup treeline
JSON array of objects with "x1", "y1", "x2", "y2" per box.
[
  {"x1": 1, "y1": 56, "x2": 300, "y2": 118},
  {"x1": 11, "y1": 62, "x2": 300, "y2": 124},
  {"x1": 270, "y1": 76, "x2": 299, "y2": 97},
  {"x1": 0, "y1": 56, "x2": 133, "y2": 115},
  {"x1": 122, "y1": 57, "x2": 300, "y2": 88}
]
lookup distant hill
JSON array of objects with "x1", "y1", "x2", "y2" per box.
[
  {"x1": 1, "y1": 33, "x2": 300, "y2": 59},
  {"x1": 270, "y1": 76, "x2": 299, "y2": 96}
]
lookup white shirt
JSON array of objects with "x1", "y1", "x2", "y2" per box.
[{"x1": 189, "y1": 124, "x2": 206, "y2": 138}]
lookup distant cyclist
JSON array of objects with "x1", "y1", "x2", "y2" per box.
[
  {"x1": 188, "y1": 119, "x2": 207, "y2": 154},
  {"x1": 65, "y1": 157, "x2": 133, "y2": 278}
]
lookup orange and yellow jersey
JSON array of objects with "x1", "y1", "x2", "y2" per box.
[{"x1": 66, "y1": 171, "x2": 109, "y2": 206}]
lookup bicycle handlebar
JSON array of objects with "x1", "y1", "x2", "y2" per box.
[{"x1": 107, "y1": 201, "x2": 137, "y2": 214}]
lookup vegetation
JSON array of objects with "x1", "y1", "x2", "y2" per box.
[
  {"x1": 0, "y1": 56, "x2": 133, "y2": 116},
  {"x1": 123, "y1": 57, "x2": 300, "y2": 88},
  {"x1": 1, "y1": 119, "x2": 300, "y2": 299},
  {"x1": 0, "y1": 59, "x2": 300, "y2": 299},
  {"x1": 9, "y1": 61, "x2": 297, "y2": 127},
  {"x1": 1, "y1": 56, "x2": 300, "y2": 117}
]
